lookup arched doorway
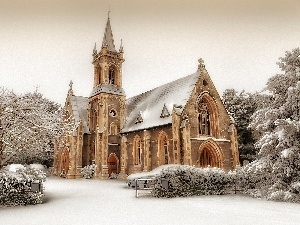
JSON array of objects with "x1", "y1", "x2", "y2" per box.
[
  {"x1": 108, "y1": 153, "x2": 119, "y2": 176},
  {"x1": 197, "y1": 139, "x2": 224, "y2": 168},
  {"x1": 199, "y1": 148, "x2": 216, "y2": 167}
]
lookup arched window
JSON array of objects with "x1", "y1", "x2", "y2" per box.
[
  {"x1": 109, "y1": 68, "x2": 115, "y2": 84},
  {"x1": 198, "y1": 100, "x2": 210, "y2": 135},
  {"x1": 163, "y1": 137, "x2": 169, "y2": 164},
  {"x1": 98, "y1": 66, "x2": 102, "y2": 85},
  {"x1": 158, "y1": 132, "x2": 169, "y2": 165},
  {"x1": 110, "y1": 122, "x2": 117, "y2": 135},
  {"x1": 133, "y1": 136, "x2": 142, "y2": 165}
]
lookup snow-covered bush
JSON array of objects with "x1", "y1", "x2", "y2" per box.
[
  {"x1": 151, "y1": 165, "x2": 230, "y2": 198},
  {"x1": 0, "y1": 167, "x2": 46, "y2": 206},
  {"x1": 81, "y1": 164, "x2": 96, "y2": 179}
]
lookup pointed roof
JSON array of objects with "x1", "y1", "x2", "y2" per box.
[
  {"x1": 121, "y1": 71, "x2": 200, "y2": 133},
  {"x1": 69, "y1": 96, "x2": 89, "y2": 134},
  {"x1": 102, "y1": 16, "x2": 116, "y2": 52}
]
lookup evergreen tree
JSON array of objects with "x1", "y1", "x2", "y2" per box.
[
  {"x1": 222, "y1": 89, "x2": 262, "y2": 163},
  {"x1": 248, "y1": 48, "x2": 300, "y2": 201}
]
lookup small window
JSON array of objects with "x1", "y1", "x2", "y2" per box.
[
  {"x1": 109, "y1": 69, "x2": 115, "y2": 84},
  {"x1": 164, "y1": 139, "x2": 168, "y2": 164},
  {"x1": 133, "y1": 136, "x2": 142, "y2": 165},
  {"x1": 110, "y1": 122, "x2": 118, "y2": 135},
  {"x1": 203, "y1": 79, "x2": 208, "y2": 86}
]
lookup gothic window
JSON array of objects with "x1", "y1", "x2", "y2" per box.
[
  {"x1": 163, "y1": 137, "x2": 169, "y2": 164},
  {"x1": 98, "y1": 66, "x2": 102, "y2": 85},
  {"x1": 110, "y1": 122, "x2": 118, "y2": 135},
  {"x1": 133, "y1": 136, "x2": 142, "y2": 165},
  {"x1": 199, "y1": 148, "x2": 215, "y2": 167},
  {"x1": 109, "y1": 68, "x2": 115, "y2": 84},
  {"x1": 158, "y1": 132, "x2": 169, "y2": 165},
  {"x1": 198, "y1": 101, "x2": 210, "y2": 135}
]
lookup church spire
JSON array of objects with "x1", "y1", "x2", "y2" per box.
[{"x1": 101, "y1": 12, "x2": 116, "y2": 52}]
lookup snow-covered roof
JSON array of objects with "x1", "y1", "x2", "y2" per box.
[
  {"x1": 90, "y1": 84, "x2": 126, "y2": 98},
  {"x1": 122, "y1": 71, "x2": 200, "y2": 133},
  {"x1": 69, "y1": 96, "x2": 89, "y2": 134}
]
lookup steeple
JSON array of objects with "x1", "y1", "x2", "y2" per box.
[{"x1": 101, "y1": 13, "x2": 116, "y2": 52}]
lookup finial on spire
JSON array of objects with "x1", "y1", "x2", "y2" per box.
[
  {"x1": 68, "y1": 80, "x2": 74, "y2": 96},
  {"x1": 119, "y1": 39, "x2": 124, "y2": 53},
  {"x1": 93, "y1": 42, "x2": 97, "y2": 55},
  {"x1": 108, "y1": 6, "x2": 111, "y2": 19},
  {"x1": 198, "y1": 58, "x2": 205, "y2": 69}
]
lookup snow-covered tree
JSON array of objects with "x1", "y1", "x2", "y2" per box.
[
  {"x1": 248, "y1": 48, "x2": 300, "y2": 202},
  {"x1": 222, "y1": 89, "x2": 271, "y2": 163},
  {"x1": 0, "y1": 88, "x2": 76, "y2": 168}
]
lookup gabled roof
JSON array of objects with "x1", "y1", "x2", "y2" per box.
[
  {"x1": 122, "y1": 71, "x2": 200, "y2": 133},
  {"x1": 69, "y1": 96, "x2": 89, "y2": 134}
]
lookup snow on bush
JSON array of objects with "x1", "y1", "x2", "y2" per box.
[
  {"x1": 5, "y1": 164, "x2": 26, "y2": 172},
  {"x1": 151, "y1": 165, "x2": 230, "y2": 198},
  {"x1": 0, "y1": 167, "x2": 46, "y2": 206},
  {"x1": 81, "y1": 164, "x2": 96, "y2": 179}
]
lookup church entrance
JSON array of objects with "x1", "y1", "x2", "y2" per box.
[
  {"x1": 199, "y1": 147, "x2": 216, "y2": 167},
  {"x1": 197, "y1": 139, "x2": 224, "y2": 169},
  {"x1": 108, "y1": 153, "x2": 119, "y2": 176}
]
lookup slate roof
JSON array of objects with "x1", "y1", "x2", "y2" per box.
[
  {"x1": 121, "y1": 71, "x2": 200, "y2": 133},
  {"x1": 90, "y1": 84, "x2": 126, "y2": 98},
  {"x1": 68, "y1": 70, "x2": 200, "y2": 134},
  {"x1": 69, "y1": 96, "x2": 89, "y2": 134}
]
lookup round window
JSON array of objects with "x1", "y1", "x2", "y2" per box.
[{"x1": 109, "y1": 109, "x2": 117, "y2": 117}]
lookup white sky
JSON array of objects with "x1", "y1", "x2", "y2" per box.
[{"x1": 0, "y1": 0, "x2": 300, "y2": 105}]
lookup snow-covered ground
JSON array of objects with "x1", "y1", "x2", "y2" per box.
[{"x1": 1, "y1": 176, "x2": 300, "y2": 225}]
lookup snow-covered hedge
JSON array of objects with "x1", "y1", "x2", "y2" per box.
[
  {"x1": 230, "y1": 161, "x2": 300, "y2": 203},
  {"x1": 0, "y1": 167, "x2": 46, "y2": 206},
  {"x1": 151, "y1": 165, "x2": 230, "y2": 198},
  {"x1": 81, "y1": 164, "x2": 96, "y2": 179}
]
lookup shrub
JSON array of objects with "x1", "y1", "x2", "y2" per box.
[
  {"x1": 0, "y1": 167, "x2": 46, "y2": 206},
  {"x1": 151, "y1": 165, "x2": 230, "y2": 198},
  {"x1": 81, "y1": 164, "x2": 96, "y2": 179}
]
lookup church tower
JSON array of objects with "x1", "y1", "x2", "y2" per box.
[{"x1": 88, "y1": 14, "x2": 126, "y2": 178}]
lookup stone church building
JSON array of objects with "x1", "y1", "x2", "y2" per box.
[{"x1": 52, "y1": 16, "x2": 240, "y2": 179}]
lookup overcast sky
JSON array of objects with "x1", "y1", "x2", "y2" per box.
[{"x1": 1, "y1": 0, "x2": 300, "y2": 105}]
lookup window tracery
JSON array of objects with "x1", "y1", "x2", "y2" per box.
[{"x1": 198, "y1": 101, "x2": 210, "y2": 135}]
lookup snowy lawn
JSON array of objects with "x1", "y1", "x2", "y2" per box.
[{"x1": 1, "y1": 176, "x2": 300, "y2": 225}]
